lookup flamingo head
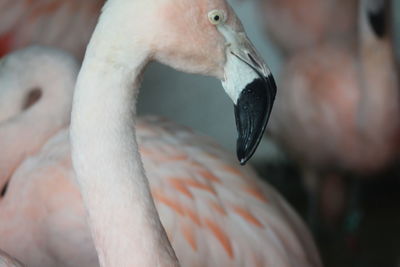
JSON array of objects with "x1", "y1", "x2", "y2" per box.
[{"x1": 101, "y1": 0, "x2": 277, "y2": 164}]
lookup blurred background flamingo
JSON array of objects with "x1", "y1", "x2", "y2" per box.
[
  {"x1": 257, "y1": 0, "x2": 358, "y2": 55},
  {"x1": 265, "y1": 0, "x2": 399, "y2": 227},
  {"x1": 248, "y1": 0, "x2": 400, "y2": 265}
]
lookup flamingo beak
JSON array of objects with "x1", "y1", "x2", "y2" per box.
[
  {"x1": 219, "y1": 28, "x2": 276, "y2": 165},
  {"x1": 233, "y1": 69, "x2": 276, "y2": 166}
]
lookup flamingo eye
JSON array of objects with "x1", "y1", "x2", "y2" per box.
[{"x1": 208, "y1": 10, "x2": 226, "y2": 25}]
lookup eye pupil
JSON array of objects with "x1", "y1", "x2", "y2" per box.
[{"x1": 208, "y1": 10, "x2": 225, "y2": 25}]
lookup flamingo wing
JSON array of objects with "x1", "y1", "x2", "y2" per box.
[{"x1": 138, "y1": 117, "x2": 322, "y2": 267}]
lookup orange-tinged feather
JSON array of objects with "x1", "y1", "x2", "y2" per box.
[
  {"x1": 170, "y1": 154, "x2": 189, "y2": 161},
  {"x1": 152, "y1": 190, "x2": 184, "y2": 215},
  {"x1": 153, "y1": 154, "x2": 189, "y2": 163},
  {"x1": 188, "y1": 160, "x2": 204, "y2": 169},
  {"x1": 209, "y1": 200, "x2": 227, "y2": 215},
  {"x1": 244, "y1": 187, "x2": 268, "y2": 203},
  {"x1": 198, "y1": 169, "x2": 220, "y2": 183},
  {"x1": 204, "y1": 152, "x2": 219, "y2": 160},
  {"x1": 204, "y1": 219, "x2": 234, "y2": 259},
  {"x1": 220, "y1": 164, "x2": 243, "y2": 176},
  {"x1": 185, "y1": 208, "x2": 202, "y2": 226},
  {"x1": 169, "y1": 178, "x2": 193, "y2": 199},
  {"x1": 139, "y1": 146, "x2": 153, "y2": 156},
  {"x1": 232, "y1": 206, "x2": 264, "y2": 228},
  {"x1": 182, "y1": 224, "x2": 197, "y2": 251},
  {"x1": 184, "y1": 179, "x2": 215, "y2": 195}
]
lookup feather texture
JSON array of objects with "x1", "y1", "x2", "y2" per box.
[{"x1": 0, "y1": 117, "x2": 321, "y2": 267}]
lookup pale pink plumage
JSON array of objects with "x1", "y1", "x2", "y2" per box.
[
  {"x1": 271, "y1": 43, "x2": 399, "y2": 173},
  {"x1": 258, "y1": 0, "x2": 358, "y2": 54},
  {"x1": 268, "y1": 0, "x2": 399, "y2": 223},
  {"x1": 0, "y1": 0, "x2": 103, "y2": 58},
  {"x1": 0, "y1": 46, "x2": 321, "y2": 266},
  {"x1": 0, "y1": 46, "x2": 78, "y2": 190}
]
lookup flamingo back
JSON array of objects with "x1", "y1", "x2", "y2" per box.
[{"x1": 1, "y1": 116, "x2": 321, "y2": 267}]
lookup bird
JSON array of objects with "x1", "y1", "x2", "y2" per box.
[
  {"x1": 268, "y1": 0, "x2": 399, "y2": 226},
  {"x1": 0, "y1": 47, "x2": 320, "y2": 266},
  {"x1": 0, "y1": 5, "x2": 322, "y2": 266},
  {"x1": 68, "y1": 0, "x2": 283, "y2": 263},
  {"x1": 0, "y1": 0, "x2": 103, "y2": 59},
  {"x1": 0, "y1": 45, "x2": 78, "y2": 191},
  {"x1": 257, "y1": 0, "x2": 358, "y2": 55}
]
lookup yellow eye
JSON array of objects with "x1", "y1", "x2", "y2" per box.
[{"x1": 208, "y1": 10, "x2": 226, "y2": 25}]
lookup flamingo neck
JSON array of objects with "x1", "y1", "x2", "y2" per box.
[
  {"x1": 70, "y1": 15, "x2": 179, "y2": 267},
  {"x1": 356, "y1": 0, "x2": 399, "y2": 138}
]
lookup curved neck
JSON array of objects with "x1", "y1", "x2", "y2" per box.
[
  {"x1": 0, "y1": 47, "x2": 78, "y2": 188},
  {"x1": 70, "y1": 14, "x2": 179, "y2": 267}
]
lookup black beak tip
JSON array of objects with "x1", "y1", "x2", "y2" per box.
[
  {"x1": 236, "y1": 136, "x2": 259, "y2": 166},
  {"x1": 238, "y1": 152, "x2": 249, "y2": 166},
  {"x1": 234, "y1": 74, "x2": 276, "y2": 165},
  {"x1": 237, "y1": 139, "x2": 255, "y2": 165}
]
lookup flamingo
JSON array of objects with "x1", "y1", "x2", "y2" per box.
[
  {"x1": 257, "y1": 0, "x2": 358, "y2": 55},
  {"x1": 0, "y1": 45, "x2": 78, "y2": 189},
  {"x1": 269, "y1": 0, "x2": 399, "y2": 226},
  {"x1": 0, "y1": 3, "x2": 322, "y2": 267},
  {"x1": 0, "y1": 0, "x2": 103, "y2": 58}
]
